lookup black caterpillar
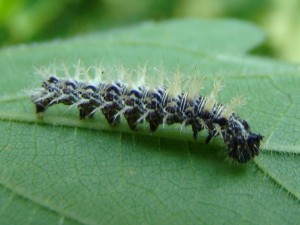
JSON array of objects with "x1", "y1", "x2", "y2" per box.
[{"x1": 31, "y1": 65, "x2": 263, "y2": 163}]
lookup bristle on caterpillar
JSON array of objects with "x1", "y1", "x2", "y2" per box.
[{"x1": 30, "y1": 63, "x2": 263, "y2": 163}]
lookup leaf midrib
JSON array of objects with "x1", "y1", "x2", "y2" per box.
[
  {"x1": 1, "y1": 112, "x2": 300, "y2": 203},
  {"x1": 255, "y1": 158, "x2": 300, "y2": 200}
]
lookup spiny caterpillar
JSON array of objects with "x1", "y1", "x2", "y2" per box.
[{"x1": 30, "y1": 62, "x2": 263, "y2": 163}]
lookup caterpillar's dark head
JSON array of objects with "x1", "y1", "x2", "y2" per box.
[{"x1": 225, "y1": 117, "x2": 263, "y2": 163}]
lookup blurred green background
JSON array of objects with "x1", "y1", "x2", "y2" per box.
[{"x1": 1, "y1": 0, "x2": 300, "y2": 63}]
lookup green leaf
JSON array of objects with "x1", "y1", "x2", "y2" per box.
[{"x1": 0, "y1": 19, "x2": 299, "y2": 225}]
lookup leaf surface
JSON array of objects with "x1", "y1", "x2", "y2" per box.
[{"x1": 0, "y1": 19, "x2": 299, "y2": 225}]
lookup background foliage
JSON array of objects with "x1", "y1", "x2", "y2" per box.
[
  {"x1": 1, "y1": 0, "x2": 300, "y2": 62},
  {"x1": 0, "y1": 1, "x2": 300, "y2": 225}
]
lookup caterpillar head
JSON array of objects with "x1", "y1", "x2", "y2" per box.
[{"x1": 226, "y1": 116, "x2": 263, "y2": 163}]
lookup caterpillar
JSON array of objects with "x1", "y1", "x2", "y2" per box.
[{"x1": 30, "y1": 63, "x2": 263, "y2": 163}]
